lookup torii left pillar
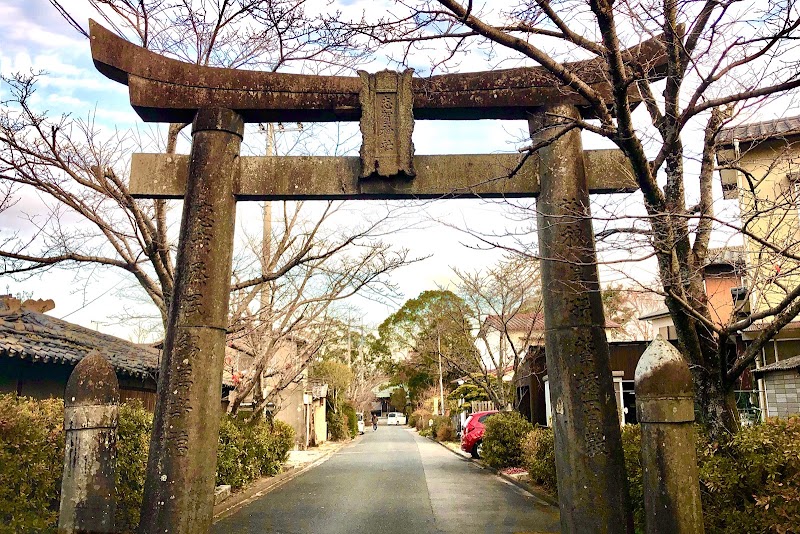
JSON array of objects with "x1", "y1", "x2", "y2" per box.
[{"x1": 139, "y1": 108, "x2": 242, "y2": 533}]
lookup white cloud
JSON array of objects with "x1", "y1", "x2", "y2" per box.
[{"x1": 0, "y1": 3, "x2": 86, "y2": 54}]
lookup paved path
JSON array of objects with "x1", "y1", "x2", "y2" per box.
[{"x1": 213, "y1": 425, "x2": 559, "y2": 534}]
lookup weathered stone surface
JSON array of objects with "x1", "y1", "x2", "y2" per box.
[
  {"x1": 59, "y1": 352, "x2": 119, "y2": 534},
  {"x1": 138, "y1": 108, "x2": 242, "y2": 534},
  {"x1": 635, "y1": 336, "x2": 704, "y2": 534},
  {"x1": 214, "y1": 485, "x2": 232, "y2": 506},
  {"x1": 532, "y1": 104, "x2": 629, "y2": 533},
  {"x1": 358, "y1": 69, "x2": 415, "y2": 179},
  {"x1": 129, "y1": 150, "x2": 637, "y2": 200},
  {"x1": 89, "y1": 19, "x2": 671, "y2": 123}
]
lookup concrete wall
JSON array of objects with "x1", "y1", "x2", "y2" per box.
[
  {"x1": 765, "y1": 370, "x2": 800, "y2": 417},
  {"x1": 273, "y1": 380, "x2": 307, "y2": 448},
  {"x1": 313, "y1": 401, "x2": 327, "y2": 445}
]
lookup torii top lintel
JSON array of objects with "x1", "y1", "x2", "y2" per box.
[{"x1": 89, "y1": 20, "x2": 669, "y2": 124}]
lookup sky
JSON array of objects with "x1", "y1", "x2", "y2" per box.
[{"x1": 0, "y1": 0, "x2": 776, "y2": 341}]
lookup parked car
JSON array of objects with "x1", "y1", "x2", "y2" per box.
[
  {"x1": 386, "y1": 412, "x2": 407, "y2": 425},
  {"x1": 357, "y1": 412, "x2": 365, "y2": 434},
  {"x1": 460, "y1": 410, "x2": 499, "y2": 458}
]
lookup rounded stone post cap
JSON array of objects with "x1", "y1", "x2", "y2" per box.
[
  {"x1": 65, "y1": 351, "x2": 120, "y2": 407},
  {"x1": 634, "y1": 335, "x2": 693, "y2": 398}
]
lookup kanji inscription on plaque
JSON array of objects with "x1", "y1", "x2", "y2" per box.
[{"x1": 358, "y1": 69, "x2": 415, "y2": 179}]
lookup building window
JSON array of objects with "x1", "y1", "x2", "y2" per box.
[{"x1": 658, "y1": 325, "x2": 678, "y2": 340}]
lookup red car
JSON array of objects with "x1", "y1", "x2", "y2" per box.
[{"x1": 460, "y1": 410, "x2": 499, "y2": 458}]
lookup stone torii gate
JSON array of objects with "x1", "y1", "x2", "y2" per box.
[{"x1": 89, "y1": 20, "x2": 667, "y2": 534}]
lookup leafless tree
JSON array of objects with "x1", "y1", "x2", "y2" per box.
[
  {"x1": 448, "y1": 255, "x2": 542, "y2": 408},
  {"x1": 223, "y1": 200, "x2": 409, "y2": 416},
  {"x1": 336, "y1": 0, "x2": 800, "y2": 435},
  {"x1": 0, "y1": 1, "x2": 384, "y2": 328}
]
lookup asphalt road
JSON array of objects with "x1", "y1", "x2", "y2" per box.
[{"x1": 212, "y1": 424, "x2": 560, "y2": 534}]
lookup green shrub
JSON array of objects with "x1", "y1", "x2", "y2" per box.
[
  {"x1": 618, "y1": 425, "x2": 645, "y2": 531},
  {"x1": 481, "y1": 411, "x2": 533, "y2": 469},
  {"x1": 521, "y1": 426, "x2": 557, "y2": 495},
  {"x1": 243, "y1": 418, "x2": 294, "y2": 478},
  {"x1": 698, "y1": 417, "x2": 800, "y2": 534},
  {"x1": 215, "y1": 415, "x2": 295, "y2": 490},
  {"x1": 216, "y1": 415, "x2": 248, "y2": 489},
  {"x1": 342, "y1": 403, "x2": 358, "y2": 438},
  {"x1": 115, "y1": 401, "x2": 153, "y2": 533},
  {"x1": 0, "y1": 394, "x2": 295, "y2": 533},
  {"x1": 407, "y1": 413, "x2": 418, "y2": 428},
  {"x1": 0, "y1": 394, "x2": 64, "y2": 533},
  {"x1": 433, "y1": 415, "x2": 455, "y2": 442},
  {"x1": 520, "y1": 420, "x2": 800, "y2": 534},
  {"x1": 419, "y1": 427, "x2": 433, "y2": 438},
  {"x1": 412, "y1": 409, "x2": 432, "y2": 431},
  {"x1": 326, "y1": 408, "x2": 350, "y2": 441}
]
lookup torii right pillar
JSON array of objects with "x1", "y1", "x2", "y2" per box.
[{"x1": 531, "y1": 104, "x2": 629, "y2": 533}]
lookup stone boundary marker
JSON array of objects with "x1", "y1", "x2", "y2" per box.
[
  {"x1": 58, "y1": 352, "x2": 119, "y2": 534},
  {"x1": 635, "y1": 336, "x2": 704, "y2": 534}
]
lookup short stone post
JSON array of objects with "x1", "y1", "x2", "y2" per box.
[
  {"x1": 58, "y1": 352, "x2": 119, "y2": 534},
  {"x1": 635, "y1": 336, "x2": 704, "y2": 533}
]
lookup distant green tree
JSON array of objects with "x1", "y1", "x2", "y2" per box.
[
  {"x1": 310, "y1": 360, "x2": 353, "y2": 409},
  {"x1": 448, "y1": 381, "x2": 490, "y2": 404},
  {"x1": 374, "y1": 290, "x2": 477, "y2": 406},
  {"x1": 389, "y1": 387, "x2": 408, "y2": 412}
]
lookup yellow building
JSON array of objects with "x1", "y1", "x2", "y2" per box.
[
  {"x1": 718, "y1": 116, "x2": 800, "y2": 316},
  {"x1": 718, "y1": 116, "x2": 800, "y2": 420}
]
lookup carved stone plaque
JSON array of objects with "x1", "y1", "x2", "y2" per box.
[{"x1": 358, "y1": 69, "x2": 415, "y2": 179}]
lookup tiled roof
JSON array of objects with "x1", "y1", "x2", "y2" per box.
[
  {"x1": 0, "y1": 308, "x2": 160, "y2": 379},
  {"x1": 483, "y1": 312, "x2": 620, "y2": 332},
  {"x1": 717, "y1": 115, "x2": 800, "y2": 146},
  {"x1": 753, "y1": 354, "x2": 800, "y2": 376}
]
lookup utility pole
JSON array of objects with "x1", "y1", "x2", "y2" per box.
[
  {"x1": 255, "y1": 122, "x2": 302, "y2": 409},
  {"x1": 254, "y1": 122, "x2": 275, "y2": 415},
  {"x1": 260, "y1": 122, "x2": 274, "y2": 312},
  {"x1": 346, "y1": 313, "x2": 352, "y2": 368},
  {"x1": 438, "y1": 333, "x2": 445, "y2": 416}
]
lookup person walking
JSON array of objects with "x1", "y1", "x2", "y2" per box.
[{"x1": 371, "y1": 413, "x2": 378, "y2": 431}]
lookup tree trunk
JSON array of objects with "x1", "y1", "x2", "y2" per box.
[{"x1": 691, "y1": 349, "x2": 741, "y2": 438}]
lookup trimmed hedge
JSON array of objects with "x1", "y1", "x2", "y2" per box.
[
  {"x1": 0, "y1": 394, "x2": 294, "y2": 533},
  {"x1": 521, "y1": 426, "x2": 557, "y2": 495},
  {"x1": 521, "y1": 419, "x2": 800, "y2": 534},
  {"x1": 216, "y1": 415, "x2": 294, "y2": 490},
  {"x1": 432, "y1": 415, "x2": 455, "y2": 442},
  {"x1": 0, "y1": 394, "x2": 63, "y2": 533},
  {"x1": 481, "y1": 411, "x2": 533, "y2": 469},
  {"x1": 326, "y1": 407, "x2": 350, "y2": 441},
  {"x1": 342, "y1": 403, "x2": 358, "y2": 438}
]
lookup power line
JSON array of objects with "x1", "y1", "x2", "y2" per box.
[
  {"x1": 48, "y1": 1, "x2": 90, "y2": 39},
  {"x1": 58, "y1": 281, "x2": 121, "y2": 320}
]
